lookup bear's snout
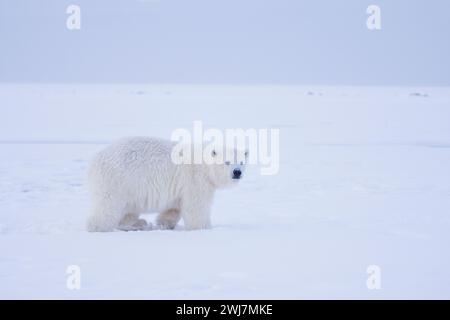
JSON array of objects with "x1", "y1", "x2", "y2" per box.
[{"x1": 232, "y1": 168, "x2": 242, "y2": 179}]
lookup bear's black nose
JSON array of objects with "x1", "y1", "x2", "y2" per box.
[{"x1": 233, "y1": 168, "x2": 242, "y2": 179}]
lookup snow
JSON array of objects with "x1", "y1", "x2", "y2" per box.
[{"x1": 1, "y1": 84, "x2": 450, "y2": 299}]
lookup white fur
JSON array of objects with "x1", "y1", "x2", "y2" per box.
[{"x1": 87, "y1": 137, "x2": 246, "y2": 232}]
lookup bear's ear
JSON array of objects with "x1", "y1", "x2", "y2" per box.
[{"x1": 211, "y1": 150, "x2": 217, "y2": 157}]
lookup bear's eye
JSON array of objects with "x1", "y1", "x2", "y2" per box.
[
  {"x1": 212, "y1": 150, "x2": 217, "y2": 157},
  {"x1": 244, "y1": 151, "x2": 249, "y2": 157},
  {"x1": 225, "y1": 161, "x2": 231, "y2": 165}
]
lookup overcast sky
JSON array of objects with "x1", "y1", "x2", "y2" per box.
[{"x1": 1, "y1": 0, "x2": 449, "y2": 85}]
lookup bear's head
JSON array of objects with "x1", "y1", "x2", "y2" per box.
[{"x1": 204, "y1": 148, "x2": 249, "y2": 188}]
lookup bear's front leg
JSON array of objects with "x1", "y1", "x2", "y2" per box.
[
  {"x1": 156, "y1": 208, "x2": 181, "y2": 230},
  {"x1": 182, "y1": 199, "x2": 212, "y2": 231}
]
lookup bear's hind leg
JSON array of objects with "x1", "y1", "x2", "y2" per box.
[
  {"x1": 156, "y1": 209, "x2": 181, "y2": 230},
  {"x1": 87, "y1": 207, "x2": 123, "y2": 232},
  {"x1": 118, "y1": 213, "x2": 151, "y2": 231},
  {"x1": 86, "y1": 197, "x2": 128, "y2": 232}
]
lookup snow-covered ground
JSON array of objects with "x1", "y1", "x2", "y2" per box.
[{"x1": 1, "y1": 84, "x2": 449, "y2": 299}]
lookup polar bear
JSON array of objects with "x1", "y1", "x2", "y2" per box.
[{"x1": 87, "y1": 137, "x2": 247, "y2": 232}]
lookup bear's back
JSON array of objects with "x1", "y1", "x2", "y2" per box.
[{"x1": 89, "y1": 137, "x2": 177, "y2": 188}]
